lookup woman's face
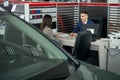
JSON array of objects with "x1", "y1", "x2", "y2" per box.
[{"x1": 80, "y1": 13, "x2": 88, "y2": 23}]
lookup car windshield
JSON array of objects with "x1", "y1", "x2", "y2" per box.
[
  {"x1": 0, "y1": 8, "x2": 78, "y2": 80},
  {"x1": 0, "y1": 11, "x2": 68, "y2": 59}
]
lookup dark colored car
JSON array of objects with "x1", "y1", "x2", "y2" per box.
[{"x1": 0, "y1": 7, "x2": 120, "y2": 80}]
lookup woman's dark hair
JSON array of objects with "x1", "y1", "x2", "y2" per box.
[{"x1": 40, "y1": 14, "x2": 52, "y2": 31}]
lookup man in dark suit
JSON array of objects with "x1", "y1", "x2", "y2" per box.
[{"x1": 70, "y1": 11, "x2": 94, "y2": 37}]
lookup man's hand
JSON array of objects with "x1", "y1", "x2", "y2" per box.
[{"x1": 70, "y1": 33, "x2": 77, "y2": 37}]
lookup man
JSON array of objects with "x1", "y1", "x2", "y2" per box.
[{"x1": 70, "y1": 11, "x2": 94, "y2": 37}]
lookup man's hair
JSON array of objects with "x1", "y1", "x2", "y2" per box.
[{"x1": 80, "y1": 11, "x2": 88, "y2": 15}]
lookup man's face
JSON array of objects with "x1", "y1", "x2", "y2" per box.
[{"x1": 80, "y1": 13, "x2": 88, "y2": 23}]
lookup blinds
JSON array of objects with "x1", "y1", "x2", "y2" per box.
[
  {"x1": 57, "y1": 5, "x2": 79, "y2": 33},
  {"x1": 108, "y1": 6, "x2": 120, "y2": 33}
]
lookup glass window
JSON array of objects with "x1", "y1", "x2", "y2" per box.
[
  {"x1": 0, "y1": 11, "x2": 69, "y2": 60},
  {"x1": 0, "y1": 9, "x2": 78, "y2": 79}
]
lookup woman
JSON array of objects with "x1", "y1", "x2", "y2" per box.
[
  {"x1": 40, "y1": 14, "x2": 53, "y2": 38},
  {"x1": 40, "y1": 14, "x2": 63, "y2": 47}
]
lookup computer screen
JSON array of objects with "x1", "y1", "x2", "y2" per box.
[{"x1": 83, "y1": 24, "x2": 100, "y2": 39}]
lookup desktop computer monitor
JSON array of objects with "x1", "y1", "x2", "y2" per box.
[{"x1": 83, "y1": 24, "x2": 100, "y2": 39}]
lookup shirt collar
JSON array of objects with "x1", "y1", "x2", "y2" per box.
[{"x1": 82, "y1": 19, "x2": 88, "y2": 24}]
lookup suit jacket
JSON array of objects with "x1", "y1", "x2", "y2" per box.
[{"x1": 72, "y1": 20, "x2": 94, "y2": 33}]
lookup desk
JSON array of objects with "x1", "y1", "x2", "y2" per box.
[{"x1": 56, "y1": 32, "x2": 109, "y2": 70}]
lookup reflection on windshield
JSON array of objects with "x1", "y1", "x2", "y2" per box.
[
  {"x1": 0, "y1": 19, "x2": 6, "y2": 35},
  {"x1": 0, "y1": 11, "x2": 68, "y2": 60},
  {"x1": 0, "y1": 10, "x2": 77, "y2": 79}
]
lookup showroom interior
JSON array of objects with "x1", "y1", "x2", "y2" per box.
[{"x1": 0, "y1": 0, "x2": 120, "y2": 79}]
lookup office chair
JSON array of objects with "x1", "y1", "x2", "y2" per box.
[
  {"x1": 90, "y1": 17, "x2": 103, "y2": 38},
  {"x1": 72, "y1": 31, "x2": 92, "y2": 61}
]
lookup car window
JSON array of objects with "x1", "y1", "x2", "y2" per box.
[
  {"x1": 0, "y1": 11, "x2": 78, "y2": 79},
  {"x1": 0, "y1": 11, "x2": 69, "y2": 60}
]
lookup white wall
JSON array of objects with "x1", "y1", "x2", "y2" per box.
[{"x1": 107, "y1": 0, "x2": 119, "y2": 3}]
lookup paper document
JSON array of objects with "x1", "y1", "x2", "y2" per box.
[
  {"x1": 59, "y1": 34, "x2": 69, "y2": 37},
  {"x1": 87, "y1": 29, "x2": 94, "y2": 34}
]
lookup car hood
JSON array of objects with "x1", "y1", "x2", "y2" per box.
[{"x1": 66, "y1": 61, "x2": 120, "y2": 80}]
